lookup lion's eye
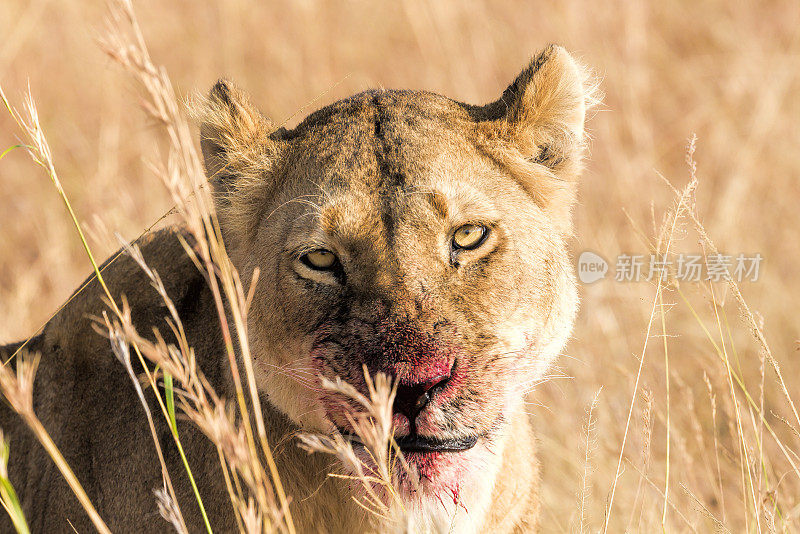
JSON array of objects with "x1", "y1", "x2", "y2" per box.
[
  {"x1": 452, "y1": 224, "x2": 488, "y2": 250},
  {"x1": 301, "y1": 250, "x2": 337, "y2": 270}
]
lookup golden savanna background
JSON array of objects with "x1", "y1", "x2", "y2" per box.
[{"x1": 1, "y1": 1, "x2": 799, "y2": 531}]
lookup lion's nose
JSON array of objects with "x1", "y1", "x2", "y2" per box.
[{"x1": 393, "y1": 374, "x2": 450, "y2": 426}]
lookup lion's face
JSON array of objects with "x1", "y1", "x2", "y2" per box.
[{"x1": 199, "y1": 46, "x2": 590, "y2": 500}]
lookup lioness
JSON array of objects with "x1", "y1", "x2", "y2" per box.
[{"x1": 0, "y1": 45, "x2": 592, "y2": 533}]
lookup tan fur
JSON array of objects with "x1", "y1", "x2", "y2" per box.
[{"x1": 0, "y1": 45, "x2": 594, "y2": 532}]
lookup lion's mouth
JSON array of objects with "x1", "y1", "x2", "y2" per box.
[
  {"x1": 336, "y1": 428, "x2": 480, "y2": 453},
  {"x1": 393, "y1": 433, "x2": 478, "y2": 452}
]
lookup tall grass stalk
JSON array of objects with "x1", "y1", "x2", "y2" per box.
[
  {"x1": 0, "y1": 78, "x2": 210, "y2": 532},
  {"x1": 602, "y1": 136, "x2": 697, "y2": 533},
  {"x1": 0, "y1": 87, "x2": 117, "y2": 316},
  {"x1": 100, "y1": 2, "x2": 299, "y2": 528},
  {"x1": 577, "y1": 387, "x2": 601, "y2": 533}
]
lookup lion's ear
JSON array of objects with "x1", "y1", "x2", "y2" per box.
[
  {"x1": 489, "y1": 45, "x2": 590, "y2": 173},
  {"x1": 197, "y1": 80, "x2": 279, "y2": 187},
  {"x1": 476, "y1": 45, "x2": 596, "y2": 232},
  {"x1": 195, "y1": 80, "x2": 282, "y2": 244}
]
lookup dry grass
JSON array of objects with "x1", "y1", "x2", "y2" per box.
[{"x1": 1, "y1": 1, "x2": 799, "y2": 532}]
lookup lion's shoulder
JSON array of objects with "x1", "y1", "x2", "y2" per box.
[{"x1": 41, "y1": 225, "x2": 208, "y2": 363}]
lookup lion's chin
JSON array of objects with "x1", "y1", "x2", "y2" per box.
[
  {"x1": 346, "y1": 435, "x2": 492, "y2": 506},
  {"x1": 397, "y1": 450, "x2": 471, "y2": 498}
]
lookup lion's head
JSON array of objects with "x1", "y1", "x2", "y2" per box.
[{"x1": 197, "y1": 45, "x2": 593, "y2": 503}]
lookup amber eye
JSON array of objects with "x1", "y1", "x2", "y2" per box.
[
  {"x1": 301, "y1": 249, "x2": 337, "y2": 270},
  {"x1": 452, "y1": 224, "x2": 488, "y2": 250}
]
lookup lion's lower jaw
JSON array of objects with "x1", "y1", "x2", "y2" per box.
[
  {"x1": 368, "y1": 445, "x2": 500, "y2": 534},
  {"x1": 378, "y1": 419, "x2": 534, "y2": 534},
  {"x1": 389, "y1": 489, "x2": 492, "y2": 534}
]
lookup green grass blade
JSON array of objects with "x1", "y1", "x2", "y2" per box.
[
  {"x1": 0, "y1": 439, "x2": 31, "y2": 534},
  {"x1": 0, "y1": 145, "x2": 28, "y2": 162},
  {"x1": 165, "y1": 372, "x2": 177, "y2": 433},
  {"x1": 164, "y1": 372, "x2": 213, "y2": 533}
]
